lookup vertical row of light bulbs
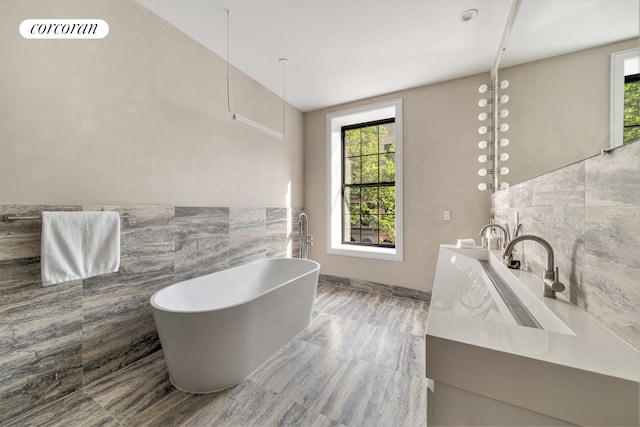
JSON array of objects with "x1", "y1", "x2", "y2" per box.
[{"x1": 476, "y1": 79, "x2": 511, "y2": 191}]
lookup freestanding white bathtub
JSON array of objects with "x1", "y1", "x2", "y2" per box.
[{"x1": 150, "y1": 257, "x2": 320, "y2": 393}]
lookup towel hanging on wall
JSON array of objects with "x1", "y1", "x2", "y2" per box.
[{"x1": 40, "y1": 211, "x2": 120, "y2": 286}]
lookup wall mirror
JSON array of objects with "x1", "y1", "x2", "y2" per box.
[{"x1": 496, "y1": 0, "x2": 640, "y2": 186}]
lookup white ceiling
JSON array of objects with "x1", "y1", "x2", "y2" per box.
[
  {"x1": 137, "y1": 0, "x2": 639, "y2": 113},
  {"x1": 137, "y1": 0, "x2": 512, "y2": 112},
  {"x1": 502, "y1": 0, "x2": 640, "y2": 68}
]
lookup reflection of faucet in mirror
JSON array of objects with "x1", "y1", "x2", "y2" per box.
[
  {"x1": 503, "y1": 234, "x2": 566, "y2": 298},
  {"x1": 479, "y1": 223, "x2": 510, "y2": 249},
  {"x1": 297, "y1": 212, "x2": 313, "y2": 259}
]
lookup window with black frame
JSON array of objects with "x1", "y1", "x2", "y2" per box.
[
  {"x1": 624, "y1": 73, "x2": 640, "y2": 144},
  {"x1": 342, "y1": 119, "x2": 396, "y2": 247}
]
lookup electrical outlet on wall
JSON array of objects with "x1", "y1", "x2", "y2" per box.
[{"x1": 443, "y1": 210, "x2": 451, "y2": 221}]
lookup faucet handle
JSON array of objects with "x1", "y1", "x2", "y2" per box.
[
  {"x1": 552, "y1": 267, "x2": 566, "y2": 292},
  {"x1": 543, "y1": 267, "x2": 566, "y2": 297},
  {"x1": 551, "y1": 281, "x2": 566, "y2": 293},
  {"x1": 551, "y1": 267, "x2": 566, "y2": 292}
]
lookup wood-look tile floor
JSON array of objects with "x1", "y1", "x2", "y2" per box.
[{"x1": 7, "y1": 284, "x2": 429, "y2": 427}]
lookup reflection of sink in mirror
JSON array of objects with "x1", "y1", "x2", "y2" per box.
[{"x1": 432, "y1": 246, "x2": 575, "y2": 336}]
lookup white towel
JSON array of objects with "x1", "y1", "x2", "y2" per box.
[
  {"x1": 41, "y1": 211, "x2": 120, "y2": 286},
  {"x1": 456, "y1": 238, "x2": 477, "y2": 248}
]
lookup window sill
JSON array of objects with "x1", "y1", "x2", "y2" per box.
[{"x1": 327, "y1": 244, "x2": 402, "y2": 262}]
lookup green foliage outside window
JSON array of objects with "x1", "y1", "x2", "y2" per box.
[{"x1": 624, "y1": 78, "x2": 640, "y2": 144}]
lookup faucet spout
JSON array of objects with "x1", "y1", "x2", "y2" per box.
[
  {"x1": 503, "y1": 234, "x2": 565, "y2": 298},
  {"x1": 479, "y1": 223, "x2": 511, "y2": 248}
]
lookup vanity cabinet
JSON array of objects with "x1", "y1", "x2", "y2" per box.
[{"x1": 426, "y1": 245, "x2": 640, "y2": 426}]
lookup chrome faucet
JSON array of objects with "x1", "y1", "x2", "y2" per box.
[
  {"x1": 479, "y1": 223, "x2": 510, "y2": 249},
  {"x1": 297, "y1": 212, "x2": 313, "y2": 259},
  {"x1": 503, "y1": 234, "x2": 566, "y2": 298}
]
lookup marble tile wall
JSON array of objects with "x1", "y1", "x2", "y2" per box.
[
  {"x1": 491, "y1": 141, "x2": 640, "y2": 351},
  {"x1": 0, "y1": 204, "x2": 301, "y2": 423},
  {"x1": 81, "y1": 205, "x2": 176, "y2": 386},
  {"x1": 174, "y1": 207, "x2": 230, "y2": 282}
]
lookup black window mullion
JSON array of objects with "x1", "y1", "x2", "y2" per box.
[{"x1": 377, "y1": 125, "x2": 381, "y2": 184}]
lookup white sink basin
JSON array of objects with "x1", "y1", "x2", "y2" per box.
[{"x1": 433, "y1": 246, "x2": 574, "y2": 335}]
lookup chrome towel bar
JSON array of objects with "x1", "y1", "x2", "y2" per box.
[
  {"x1": 3, "y1": 213, "x2": 132, "y2": 222},
  {"x1": 3, "y1": 214, "x2": 41, "y2": 222}
]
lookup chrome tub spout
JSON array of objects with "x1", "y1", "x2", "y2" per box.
[{"x1": 297, "y1": 212, "x2": 313, "y2": 259}]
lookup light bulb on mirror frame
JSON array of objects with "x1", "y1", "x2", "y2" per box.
[
  {"x1": 478, "y1": 183, "x2": 489, "y2": 191},
  {"x1": 500, "y1": 94, "x2": 509, "y2": 104},
  {"x1": 478, "y1": 154, "x2": 488, "y2": 163},
  {"x1": 478, "y1": 168, "x2": 488, "y2": 177},
  {"x1": 478, "y1": 126, "x2": 489, "y2": 135},
  {"x1": 500, "y1": 182, "x2": 510, "y2": 190},
  {"x1": 478, "y1": 112, "x2": 488, "y2": 121},
  {"x1": 478, "y1": 84, "x2": 488, "y2": 94},
  {"x1": 478, "y1": 140, "x2": 488, "y2": 149},
  {"x1": 500, "y1": 109, "x2": 509, "y2": 118},
  {"x1": 500, "y1": 80, "x2": 509, "y2": 89},
  {"x1": 478, "y1": 98, "x2": 488, "y2": 107},
  {"x1": 499, "y1": 153, "x2": 510, "y2": 161},
  {"x1": 499, "y1": 167, "x2": 510, "y2": 175},
  {"x1": 499, "y1": 138, "x2": 509, "y2": 147},
  {"x1": 499, "y1": 123, "x2": 509, "y2": 132}
]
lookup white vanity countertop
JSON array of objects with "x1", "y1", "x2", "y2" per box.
[{"x1": 426, "y1": 244, "x2": 640, "y2": 384}]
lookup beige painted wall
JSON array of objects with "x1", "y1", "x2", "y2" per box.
[
  {"x1": 0, "y1": 0, "x2": 303, "y2": 208},
  {"x1": 499, "y1": 38, "x2": 638, "y2": 186},
  {"x1": 304, "y1": 74, "x2": 491, "y2": 292}
]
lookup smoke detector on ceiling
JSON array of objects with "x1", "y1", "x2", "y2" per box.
[{"x1": 460, "y1": 9, "x2": 479, "y2": 22}]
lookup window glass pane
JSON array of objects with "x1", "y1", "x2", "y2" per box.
[
  {"x1": 361, "y1": 155, "x2": 379, "y2": 184},
  {"x1": 361, "y1": 187, "x2": 379, "y2": 214},
  {"x1": 344, "y1": 129, "x2": 360, "y2": 157},
  {"x1": 361, "y1": 215, "x2": 379, "y2": 244},
  {"x1": 380, "y1": 214, "x2": 395, "y2": 244},
  {"x1": 361, "y1": 212, "x2": 376, "y2": 227},
  {"x1": 345, "y1": 157, "x2": 361, "y2": 184},
  {"x1": 380, "y1": 153, "x2": 395, "y2": 182},
  {"x1": 379, "y1": 186, "x2": 395, "y2": 215},
  {"x1": 361, "y1": 125, "x2": 379, "y2": 155},
  {"x1": 380, "y1": 123, "x2": 395, "y2": 153},
  {"x1": 624, "y1": 79, "x2": 640, "y2": 144},
  {"x1": 345, "y1": 187, "x2": 361, "y2": 228}
]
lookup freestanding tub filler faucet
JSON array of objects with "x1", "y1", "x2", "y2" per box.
[
  {"x1": 297, "y1": 212, "x2": 313, "y2": 259},
  {"x1": 503, "y1": 234, "x2": 566, "y2": 298}
]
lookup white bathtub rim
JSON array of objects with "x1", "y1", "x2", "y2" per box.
[{"x1": 150, "y1": 257, "x2": 320, "y2": 314}]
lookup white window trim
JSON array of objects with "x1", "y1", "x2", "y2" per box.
[
  {"x1": 611, "y1": 48, "x2": 640, "y2": 148},
  {"x1": 325, "y1": 98, "x2": 403, "y2": 261}
]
